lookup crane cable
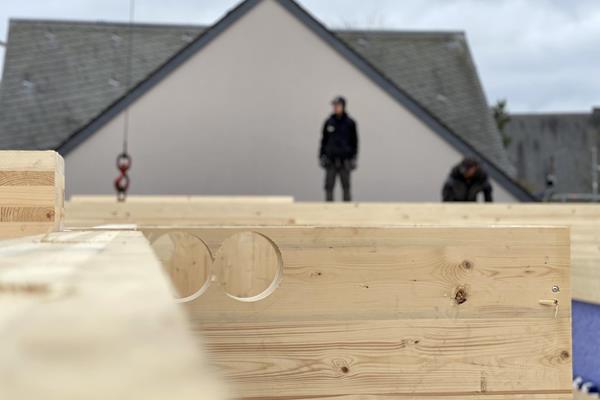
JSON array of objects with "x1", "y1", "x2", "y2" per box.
[{"x1": 114, "y1": 0, "x2": 135, "y2": 202}]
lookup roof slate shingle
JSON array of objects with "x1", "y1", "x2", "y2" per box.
[
  {"x1": 337, "y1": 30, "x2": 512, "y2": 174},
  {"x1": 0, "y1": 20, "x2": 204, "y2": 149},
  {"x1": 0, "y1": 18, "x2": 512, "y2": 174}
]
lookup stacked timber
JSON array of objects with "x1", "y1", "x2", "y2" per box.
[{"x1": 0, "y1": 151, "x2": 64, "y2": 238}]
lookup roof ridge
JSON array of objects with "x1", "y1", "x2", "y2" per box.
[
  {"x1": 335, "y1": 29, "x2": 465, "y2": 37},
  {"x1": 510, "y1": 111, "x2": 593, "y2": 116}
]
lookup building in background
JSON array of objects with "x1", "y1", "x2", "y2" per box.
[
  {"x1": 0, "y1": 0, "x2": 531, "y2": 201},
  {"x1": 505, "y1": 108, "x2": 600, "y2": 198}
]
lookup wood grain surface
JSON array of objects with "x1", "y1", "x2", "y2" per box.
[
  {"x1": 151, "y1": 231, "x2": 212, "y2": 301},
  {"x1": 70, "y1": 195, "x2": 294, "y2": 203},
  {"x1": 0, "y1": 230, "x2": 224, "y2": 400},
  {"x1": 65, "y1": 201, "x2": 600, "y2": 305},
  {"x1": 0, "y1": 151, "x2": 64, "y2": 238},
  {"x1": 142, "y1": 226, "x2": 572, "y2": 399}
]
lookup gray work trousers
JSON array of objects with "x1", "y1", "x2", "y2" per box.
[{"x1": 324, "y1": 159, "x2": 352, "y2": 202}]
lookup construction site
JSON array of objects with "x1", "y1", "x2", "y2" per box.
[
  {"x1": 0, "y1": 0, "x2": 599, "y2": 399},
  {"x1": 0, "y1": 149, "x2": 597, "y2": 399}
]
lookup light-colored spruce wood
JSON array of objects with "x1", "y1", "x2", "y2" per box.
[
  {"x1": 70, "y1": 195, "x2": 294, "y2": 203},
  {"x1": 65, "y1": 201, "x2": 600, "y2": 305},
  {"x1": 213, "y1": 231, "x2": 283, "y2": 301},
  {"x1": 151, "y1": 231, "x2": 212, "y2": 301},
  {"x1": 0, "y1": 230, "x2": 224, "y2": 400},
  {"x1": 574, "y1": 390, "x2": 598, "y2": 400},
  {"x1": 141, "y1": 225, "x2": 571, "y2": 399},
  {"x1": 0, "y1": 151, "x2": 64, "y2": 238}
]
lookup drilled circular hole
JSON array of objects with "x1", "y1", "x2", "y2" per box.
[
  {"x1": 214, "y1": 232, "x2": 283, "y2": 302},
  {"x1": 151, "y1": 232, "x2": 213, "y2": 303}
]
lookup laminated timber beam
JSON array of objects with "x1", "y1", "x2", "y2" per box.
[
  {"x1": 0, "y1": 151, "x2": 64, "y2": 239},
  {"x1": 0, "y1": 230, "x2": 223, "y2": 400},
  {"x1": 69, "y1": 195, "x2": 294, "y2": 204},
  {"x1": 574, "y1": 391, "x2": 598, "y2": 400},
  {"x1": 142, "y1": 225, "x2": 573, "y2": 400},
  {"x1": 65, "y1": 201, "x2": 600, "y2": 305}
]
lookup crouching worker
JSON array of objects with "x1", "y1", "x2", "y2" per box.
[
  {"x1": 319, "y1": 96, "x2": 358, "y2": 202},
  {"x1": 442, "y1": 157, "x2": 493, "y2": 202}
]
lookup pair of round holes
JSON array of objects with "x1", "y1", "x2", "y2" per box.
[{"x1": 151, "y1": 231, "x2": 283, "y2": 303}]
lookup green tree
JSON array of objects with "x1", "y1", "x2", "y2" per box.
[{"x1": 492, "y1": 99, "x2": 512, "y2": 147}]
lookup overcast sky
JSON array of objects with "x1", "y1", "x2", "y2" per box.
[{"x1": 1, "y1": 0, "x2": 598, "y2": 112}]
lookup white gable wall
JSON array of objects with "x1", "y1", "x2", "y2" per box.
[{"x1": 65, "y1": 0, "x2": 516, "y2": 202}]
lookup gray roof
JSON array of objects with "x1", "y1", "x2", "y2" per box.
[
  {"x1": 0, "y1": 20, "x2": 204, "y2": 149},
  {"x1": 505, "y1": 109, "x2": 600, "y2": 195},
  {"x1": 337, "y1": 30, "x2": 512, "y2": 175}
]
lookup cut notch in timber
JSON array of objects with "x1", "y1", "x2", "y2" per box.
[
  {"x1": 143, "y1": 225, "x2": 573, "y2": 400},
  {"x1": 0, "y1": 151, "x2": 64, "y2": 238}
]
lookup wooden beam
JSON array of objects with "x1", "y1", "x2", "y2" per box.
[
  {"x1": 574, "y1": 391, "x2": 598, "y2": 400},
  {"x1": 70, "y1": 195, "x2": 294, "y2": 204},
  {"x1": 0, "y1": 230, "x2": 223, "y2": 400},
  {"x1": 143, "y1": 225, "x2": 572, "y2": 399},
  {"x1": 64, "y1": 201, "x2": 600, "y2": 305},
  {"x1": 0, "y1": 151, "x2": 64, "y2": 239}
]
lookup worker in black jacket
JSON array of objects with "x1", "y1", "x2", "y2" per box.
[
  {"x1": 442, "y1": 158, "x2": 493, "y2": 202},
  {"x1": 319, "y1": 96, "x2": 358, "y2": 202}
]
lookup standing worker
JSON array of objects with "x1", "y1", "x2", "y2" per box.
[
  {"x1": 319, "y1": 96, "x2": 359, "y2": 202},
  {"x1": 442, "y1": 157, "x2": 493, "y2": 202}
]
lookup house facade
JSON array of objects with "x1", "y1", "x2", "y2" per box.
[{"x1": 0, "y1": 0, "x2": 532, "y2": 201}]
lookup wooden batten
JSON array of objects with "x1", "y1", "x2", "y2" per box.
[
  {"x1": 143, "y1": 225, "x2": 572, "y2": 400},
  {"x1": 574, "y1": 391, "x2": 598, "y2": 400},
  {"x1": 0, "y1": 151, "x2": 64, "y2": 238},
  {"x1": 65, "y1": 201, "x2": 600, "y2": 305},
  {"x1": 70, "y1": 195, "x2": 294, "y2": 204},
  {"x1": 0, "y1": 230, "x2": 224, "y2": 400}
]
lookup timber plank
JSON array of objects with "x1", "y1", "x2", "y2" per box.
[
  {"x1": 199, "y1": 318, "x2": 571, "y2": 398},
  {"x1": 65, "y1": 201, "x2": 600, "y2": 305},
  {"x1": 574, "y1": 392, "x2": 598, "y2": 400},
  {"x1": 70, "y1": 195, "x2": 294, "y2": 203},
  {"x1": 0, "y1": 171, "x2": 54, "y2": 186},
  {"x1": 0, "y1": 151, "x2": 63, "y2": 238},
  {"x1": 0, "y1": 230, "x2": 223, "y2": 400},
  {"x1": 145, "y1": 226, "x2": 571, "y2": 320},
  {"x1": 141, "y1": 225, "x2": 571, "y2": 399}
]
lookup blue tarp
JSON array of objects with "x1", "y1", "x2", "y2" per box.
[{"x1": 573, "y1": 300, "x2": 600, "y2": 383}]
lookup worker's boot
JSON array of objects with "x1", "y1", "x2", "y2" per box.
[
  {"x1": 326, "y1": 190, "x2": 334, "y2": 202},
  {"x1": 343, "y1": 189, "x2": 351, "y2": 202}
]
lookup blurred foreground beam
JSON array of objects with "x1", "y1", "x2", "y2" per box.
[
  {"x1": 0, "y1": 230, "x2": 223, "y2": 400},
  {"x1": 0, "y1": 151, "x2": 64, "y2": 238}
]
